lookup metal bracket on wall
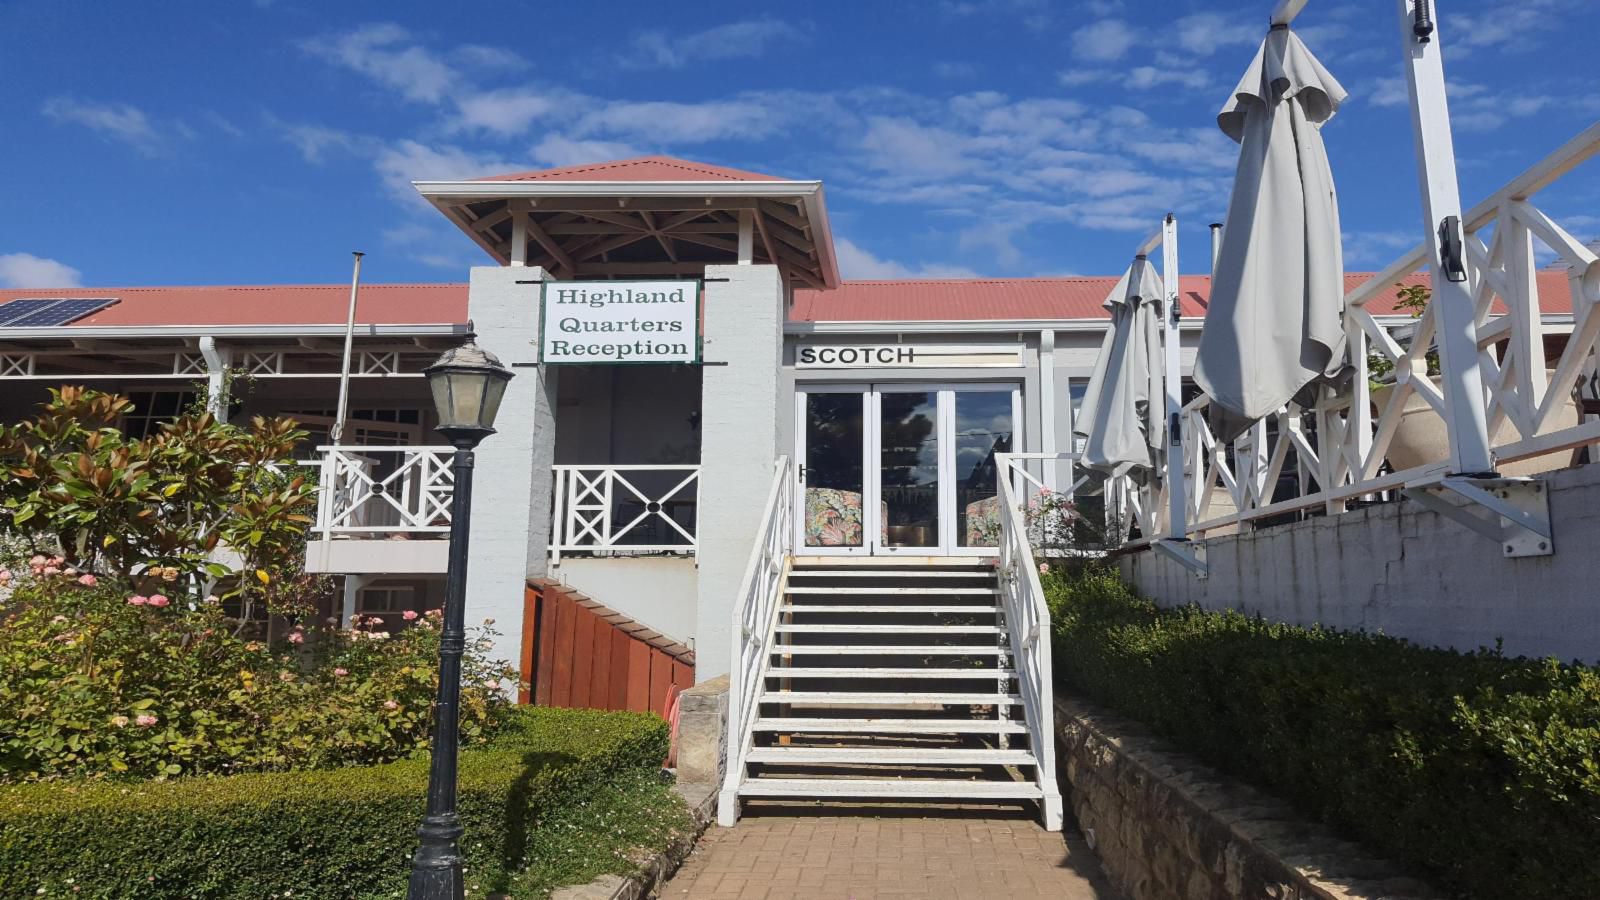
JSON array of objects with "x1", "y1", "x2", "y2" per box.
[
  {"x1": 1154, "y1": 538, "x2": 1208, "y2": 578},
  {"x1": 1402, "y1": 476, "x2": 1553, "y2": 558}
]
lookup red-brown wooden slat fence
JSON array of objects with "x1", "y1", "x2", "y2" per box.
[{"x1": 520, "y1": 579, "x2": 693, "y2": 719}]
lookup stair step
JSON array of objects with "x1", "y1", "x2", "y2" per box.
[
  {"x1": 786, "y1": 586, "x2": 998, "y2": 595},
  {"x1": 783, "y1": 605, "x2": 1000, "y2": 614},
  {"x1": 769, "y1": 645, "x2": 1007, "y2": 656},
  {"x1": 775, "y1": 624, "x2": 1003, "y2": 635},
  {"x1": 788, "y1": 571, "x2": 997, "y2": 579},
  {"x1": 766, "y1": 667, "x2": 1016, "y2": 679},
  {"x1": 792, "y1": 556, "x2": 992, "y2": 568},
  {"x1": 736, "y1": 778, "x2": 1042, "y2": 799},
  {"x1": 745, "y1": 747, "x2": 1038, "y2": 765},
  {"x1": 760, "y1": 692, "x2": 1021, "y2": 705},
  {"x1": 753, "y1": 717, "x2": 1027, "y2": 734}
]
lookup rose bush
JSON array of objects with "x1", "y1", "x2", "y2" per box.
[{"x1": 0, "y1": 559, "x2": 513, "y2": 783}]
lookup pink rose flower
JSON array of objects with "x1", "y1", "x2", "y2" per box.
[
  {"x1": 367, "y1": 616, "x2": 383, "y2": 625},
  {"x1": 1038, "y1": 562, "x2": 1051, "y2": 575},
  {"x1": 203, "y1": 594, "x2": 220, "y2": 605},
  {"x1": 134, "y1": 714, "x2": 158, "y2": 728},
  {"x1": 47, "y1": 555, "x2": 64, "y2": 567},
  {"x1": 29, "y1": 555, "x2": 46, "y2": 567},
  {"x1": 41, "y1": 566, "x2": 60, "y2": 576},
  {"x1": 333, "y1": 667, "x2": 349, "y2": 677},
  {"x1": 287, "y1": 631, "x2": 305, "y2": 645},
  {"x1": 0, "y1": 569, "x2": 11, "y2": 584},
  {"x1": 127, "y1": 595, "x2": 149, "y2": 606},
  {"x1": 147, "y1": 594, "x2": 170, "y2": 608},
  {"x1": 383, "y1": 700, "x2": 400, "y2": 711},
  {"x1": 77, "y1": 573, "x2": 97, "y2": 587},
  {"x1": 402, "y1": 609, "x2": 419, "y2": 621}
]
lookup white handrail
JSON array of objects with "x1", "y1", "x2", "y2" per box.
[
  {"x1": 717, "y1": 456, "x2": 794, "y2": 827},
  {"x1": 994, "y1": 453, "x2": 1063, "y2": 829}
]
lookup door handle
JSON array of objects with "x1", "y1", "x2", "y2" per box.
[{"x1": 797, "y1": 463, "x2": 806, "y2": 483}]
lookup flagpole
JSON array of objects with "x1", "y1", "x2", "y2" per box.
[{"x1": 331, "y1": 251, "x2": 365, "y2": 445}]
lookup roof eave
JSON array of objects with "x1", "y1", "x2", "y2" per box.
[{"x1": 0, "y1": 323, "x2": 470, "y2": 341}]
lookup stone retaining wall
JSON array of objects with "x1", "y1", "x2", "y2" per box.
[{"x1": 1055, "y1": 696, "x2": 1445, "y2": 900}]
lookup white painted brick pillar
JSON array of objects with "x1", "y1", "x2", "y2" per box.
[
  {"x1": 694, "y1": 264, "x2": 785, "y2": 681},
  {"x1": 460, "y1": 265, "x2": 557, "y2": 670}
]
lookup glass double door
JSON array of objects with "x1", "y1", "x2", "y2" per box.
[{"x1": 796, "y1": 384, "x2": 1020, "y2": 555}]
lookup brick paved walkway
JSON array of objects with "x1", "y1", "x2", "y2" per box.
[{"x1": 662, "y1": 803, "x2": 1119, "y2": 899}]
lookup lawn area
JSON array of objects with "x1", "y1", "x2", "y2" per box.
[
  {"x1": 1044, "y1": 562, "x2": 1600, "y2": 900},
  {"x1": 0, "y1": 706, "x2": 691, "y2": 899}
]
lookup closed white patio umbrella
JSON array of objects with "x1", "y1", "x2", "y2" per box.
[
  {"x1": 1075, "y1": 257, "x2": 1165, "y2": 479},
  {"x1": 1193, "y1": 24, "x2": 1349, "y2": 441}
]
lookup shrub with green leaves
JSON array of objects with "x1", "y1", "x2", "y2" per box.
[
  {"x1": 1045, "y1": 563, "x2": 1600, "y2": 900},
  {"x1": 0, "y1": 706, "x2": 674, "y2": 899},
  {"x1": 0, "y1": 574, "x2": 512, "y2": 781}
]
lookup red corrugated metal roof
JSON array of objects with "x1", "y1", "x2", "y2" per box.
[
  {"x1": 0, "y1": 284, "x2": 468, "y2": 328},
  {"x1": 788, "y1": 270, "x2": 1577, "y2": 322},
  {"x1": 0, "y1": 270, "x2": 1575, "y2": 330},
  {"x1": 474, "y1": 154, "x2": 788, "y2": 183}
]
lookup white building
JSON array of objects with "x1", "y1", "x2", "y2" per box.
[{"x1": 0, "y1": 154, "x2": 1584, "y2": 823}]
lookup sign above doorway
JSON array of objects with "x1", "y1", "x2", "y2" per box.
[
  {"x1": 795, "y1": 342, "x2": 1023, "y2": 369},
  {"x1": 539, "y1": 280, "x2": 701, "y2": 365}
]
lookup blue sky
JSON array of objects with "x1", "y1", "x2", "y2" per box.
[{"x1": 2, "y1": 0, "x2": 1596, "y2": 289}]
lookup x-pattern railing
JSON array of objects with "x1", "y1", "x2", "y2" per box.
[
  {"x1": 1124, "y1": 123, "x2": 1600, "y2": 541},
  {"x1": 550, "y1": 465, "x2": 700, "y2": 561},
  {"x1": 314, "y1": 446, "x2": 456, "y2": 535}
]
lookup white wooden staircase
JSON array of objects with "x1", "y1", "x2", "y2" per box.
[{"x1": 719, "y1": 459, "x2": 1062, "y2": 829}]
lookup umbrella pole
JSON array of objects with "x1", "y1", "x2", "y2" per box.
[
  {"x1": 1159, "y1": 214, "x2": 1188, "y2": 540},
  {"x1": 1393, "y1": 0, "x2": 1495, "y2": 475}
]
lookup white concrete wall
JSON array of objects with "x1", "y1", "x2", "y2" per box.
[
  {"x1": 1120, "y1": 463, "x2": 1600, "y2": 663},
  {"x1": 461, "y1": 265, "x2": 554, "y2": 669},
  {"x1": 695, "y1": 264, "x2": 785, "y2": 681},
  {"x1": 550, "y1": 556, "x2": 698, "y2": 646}
]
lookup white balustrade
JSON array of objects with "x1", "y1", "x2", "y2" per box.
[
  {"x1": 717, "y1": 456, "x2": 794, "y2": 826},
  {"x1": 994, "y1": 453, "x2": 1063, "y2": 824},
  {"x1": 1115, "y1": 123, "x2": 1600, "y2": 543},
  {"x1": 549, "y1": 465, "x2": 701, "y2": 562},
  {"x1": 312, "y1": 446, "x2": 456, "y2": 536}
]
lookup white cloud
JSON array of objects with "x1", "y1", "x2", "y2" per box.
[
  {"x1": 453, "y1": 44, "x2": 528, "y2": 71},
  {"x1": 1071, "y1": 19, "x2": 1137, "y2": 62},
  {"x1": 41, "y1": 98, "x2": 167, "y2": 154},
  {"x1": 530, "y1": 135, "x2": 640, "y2": 168},
  {"x1": 1126, "y1": 66, "x2": 1210, "y2": 91},
  {"x1": 0, "y1": 253, "x2": 83, "y2": 288},
  {"x1": 301, "y1": 23, "x2": 460, "y2": 104},
  {"x1": 453, "y1": 88, "x2": 561, "y2": 135},
  {"x1": 834, "y1": 238, "x2": 979, "y2": 279},
  {"x1": 627, "y1": 19, "x2": 805, "y2": 69},
  {"x1": 267, "y1": 116, "x2": 367, "y2": 163},
  {"x1": 1058, "y1": 69, "x2": 1111, "y2": 87},
  {"x1": 1343, "y1": 230, "x2": 1417, "y2": 267},
  {"x1": 574, "y1": 98, "x2": 792, "y2": 144},
  {"x1": 1174, "y1": 13, "x2": 1258, "y2": 57},
  {"x1": 373, "y1": 140, "x2": 520, "y2": 203}
]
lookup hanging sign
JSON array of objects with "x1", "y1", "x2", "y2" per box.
[
  {"x1": 539, "y1": 280, "x2": 701, "y2": 365},
  {"x1": 796, "y1": 342, "x2": 1024, "y2": 369}
]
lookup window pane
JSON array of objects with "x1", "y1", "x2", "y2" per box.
[
  {"x1": 879, "y1": 391, "x2": 938, "y2": 548},
  {"x1": 954, "y1": 392, "x2": 1013, "y2": 547},
  {"x1": 803, "y1": 393, "x2": 866, "y2": 548}
]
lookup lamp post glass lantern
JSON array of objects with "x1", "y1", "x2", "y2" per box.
[{"x1": 408, "y1": 334, "x2": 512, "y2": 900}]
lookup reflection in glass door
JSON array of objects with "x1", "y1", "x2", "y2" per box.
[
  {"x1": 952, "y1": 390, "x2": 1015, "y2": 549},
  {"x1": 796, "y1": 384, "x2": 1019, "y2": 555},
  {"x1": 878, "y1": 391, "x2": 940, "y2": 550},
  {"x1": 799, "y1": 390, "x2": 867, "y2": 552}
]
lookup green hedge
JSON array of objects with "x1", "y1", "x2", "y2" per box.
[
  {"x1": 0, "y1": 706, "x2": 670, "y2": 900},
  {"x1": 1046, "y1": 564, "x2": 1600, "y2": 900}
]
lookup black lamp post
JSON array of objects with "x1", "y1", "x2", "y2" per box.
[{"x1": 408, "y1": 334, "x2": 513, "y2": 900}]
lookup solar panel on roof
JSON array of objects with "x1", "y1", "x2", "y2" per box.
[{"x1": 0, "y1": 297, "x2": 119, "y2": 327}]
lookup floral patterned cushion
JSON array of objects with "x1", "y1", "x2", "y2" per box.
[
  {"x1": 964, "y1": 495, "x2": 1002, "y2": 546},
  {"x1": 805, "y1": 487, "x2": 864, "y2": 546}
]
